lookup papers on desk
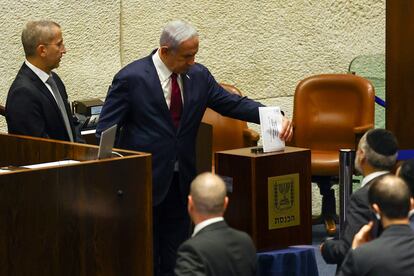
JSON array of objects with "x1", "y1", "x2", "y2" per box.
[
  {"x1": 22, "y1": 160, "x2": 80, "y2": 169},
  {"x1": 0, "y1": 160, "x2": 80, "y2": 173},
  {"x1": 259, "y1": 106, "x2": 285, "y2": 153}
]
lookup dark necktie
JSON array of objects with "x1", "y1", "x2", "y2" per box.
[
  {"x1": 170, "y1": 73, "x2": 183, "y2": 128},
  {"x1": 46, "y1": 76, "x2": 74, "y2": 142}
]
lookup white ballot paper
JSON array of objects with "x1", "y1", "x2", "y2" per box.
[{"x1": 259, "y1": 106, "x2": 285, "y2": 152}]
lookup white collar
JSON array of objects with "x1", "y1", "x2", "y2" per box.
[
  {"x1": 192, "y1": 217, "x2": 224, "y2": 237},
  {"x1": 25, "y1": 60, "x2": 50, "y2": 84},
  {"x1": 361, "y1": 171, "x2": 389, "y2": 188},
  {"x1": 152, "y1": 48, "x2": 173, "y2": 82}
]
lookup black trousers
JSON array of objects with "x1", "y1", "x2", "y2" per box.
[{"x1": 153, "y1": 173, "x2": 191, "y2": 276}]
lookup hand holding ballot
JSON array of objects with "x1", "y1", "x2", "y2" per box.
[
  {"x1": 259, "y1": 107, "x2": 293, "y2": 152},
  {"x1": 280, "y1": 115, "x2": 293, "y2": 142}
]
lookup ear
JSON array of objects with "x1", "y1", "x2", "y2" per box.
[
  {"x1": 372, "y1": 203, "x2": 381, "y2": 214},
  {"x1": 223, "y1": 196, "x2": 229, "y2": 212},
  {"x1": 359, "y1": 148, "x2": 366, "y2": 163},
  {"x1": 36, "y1": 44, "x2": 47, "y2": 58},
  {"x1": 159, "y1": 46, "x2": 170, "y2": 57},
  {"x1": 187, "y1": 195, "x2": 193, "y2": 213},
  {"x1": 410, "y1": 197, "x2": 414, "y2": 210}
]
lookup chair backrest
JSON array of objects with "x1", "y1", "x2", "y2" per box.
[
  {"x1": 201, "y1": 83, "x2": 259, "y2": 156},
  {"x1": 291, "y1": 74, "x2": 375, "y2": 151}
]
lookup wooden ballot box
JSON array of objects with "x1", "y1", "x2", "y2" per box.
[
  {"x1": 0, "y1": 133, "x2": 152, "y2": 276},
  {"x1": 215, "y1": 146, "x2": 311, "y2": 251}
]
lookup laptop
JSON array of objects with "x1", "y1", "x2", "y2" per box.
[{"x1": 97, "y1": 124, "x2": 117, "y2": 159}]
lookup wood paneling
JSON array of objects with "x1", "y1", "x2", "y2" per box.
[{"x1": 386, "y1": 0, "x2": 414, "y2": 148}]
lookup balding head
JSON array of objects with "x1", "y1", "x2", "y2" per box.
[
  {"x1": 190, "y1": 173, "x2": 227, "y2": 216},
  {"x1": 369, "y1": 175, "x2": 411, "y2": 219}
]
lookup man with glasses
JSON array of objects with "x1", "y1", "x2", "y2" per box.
[{"x1": 6, "y1": 20, "x2": 77, "y2": 142}]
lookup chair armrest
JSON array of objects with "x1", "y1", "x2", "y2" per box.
[
  {"x1": 243, "y1": 128, "x2": 260, "y2": 147},
  {"x1": 353, "y1": 124, "x2": 374, "y2": 135}
]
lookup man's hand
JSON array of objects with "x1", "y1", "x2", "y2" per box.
[
  {"x1": 279, "y1": 116, "x2": 293, "y2": 142},
  {"x1": 352, "y1": 221, "x2": 373, "y2": 249}
]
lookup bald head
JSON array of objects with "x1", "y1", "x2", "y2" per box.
[
  {"x1": 190, "y1": 173, "x2": 227, "y2": 215},
  {"x1": 369, "y1": 175, "x2": 411, "y2": 219}
]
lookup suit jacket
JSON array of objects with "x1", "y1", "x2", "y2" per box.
[
  {"x1": 174, "y1": 220, "x2": 257, "y2": 276},
  {"x1": 321, "y1": 175, "x2": 386, "y2": 268},
  {"x1": 409, "y1": 212, "x2": 414, "y2": 230},
  {"x1": 338, "y1": 224, "x2": 414, "y2": 276},
  {"x1": 96, "y1": 51, "x2": 264, "y2": 205},
  {"x1": 6, "y1": 63, "x2": 76, "y2": 142}
]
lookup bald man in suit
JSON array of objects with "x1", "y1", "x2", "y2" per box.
[
  {"x1": 339, "y1": 175, "x2": 414, "y2": 276},
  {"x1": 175, "y1": 173, "x2": 256, "y2": 276}
]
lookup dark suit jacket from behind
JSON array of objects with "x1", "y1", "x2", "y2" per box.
[
  {"x1": 321, "y1": 175, "x2": 387, "y2": 268},
  {"x1": 96, "y1": 51, "x2": 264, "y2": 205},
  {"x1": 174, "y1": 221, "x2": 257, "y2": 276},
  {"x1": 6, "y1": 63, "x2": 76, "y2": 141},
  {"x1": 338, "y1": 224, "x2": 414, "y2": 276}
]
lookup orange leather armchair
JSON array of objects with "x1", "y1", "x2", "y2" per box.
[
  {"x1": 201, "y1": 83, "x2": 260, "y2": 170},
  {"x1": 289, "y1": 74, "x2": 375, "y2": 234}
]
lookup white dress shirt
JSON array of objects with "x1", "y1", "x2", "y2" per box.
[
  {"x1": 361, "y1": 171, "x2": 389, "y2": 188},
  {"x1": 25, "y1": 60, "x2": 58, "y2": 102},
  {"x1": 152, "y1": 49, "x2": 184, "y2": 107}
]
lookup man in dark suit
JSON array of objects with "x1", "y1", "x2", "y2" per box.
[
  {"x1": 6, "y1": 20, "x2": 77, "y2": 142},
  {"x1": 397, "y1": 158, "x2": 414, "y2": 229},
  {"x1": 96, "y1": 20, "x2": 292, "y2": 276},
  {"x1": 174, "y1": 172, "x2": 256, "y2": 276},
  {"x1": 338, "y1": 175, "x2": 414, "y2": 276},
  {"x1": 321, "y1": 129, "x2": 398, "y2": 270}
]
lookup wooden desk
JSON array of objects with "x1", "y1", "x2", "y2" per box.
[
  {"x1": 0, "y1": 133, "x2": 152, "y2": 276},
  {"x1": 215, "y1": 146, "x2": 311, "y2": 251}
]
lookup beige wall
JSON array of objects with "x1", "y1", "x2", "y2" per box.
[{"x1": 0, "y1": 0, "x2": 385, "y2": 133}]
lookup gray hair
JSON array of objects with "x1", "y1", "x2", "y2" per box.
[
  {"x1": 21, "y1": 20, "x2": 60, "y2": 57},
  {"x1": 190, "y1": 173, "x2": 227, "y2": 215},
  {"x1": 159, "y1": 20, "x2": 198, "y2": 51},
  {"x1": 359, "y1": 131, "x2": 397, "y2": 171}
]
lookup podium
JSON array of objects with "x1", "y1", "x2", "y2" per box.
[
  {"x1": 0, "y1": 133, "x2": 152, "y2": 276},
  {"x1": 215, "y1": 146, "x2": 311, "y2": 251}
]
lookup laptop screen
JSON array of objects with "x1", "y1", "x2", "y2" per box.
[{"x1": 97, "y1": 124, "x2": 117, "y2": 159}]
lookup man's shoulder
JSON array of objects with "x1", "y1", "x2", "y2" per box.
[
  {"x1": 8, "y1": 70, "x2": 39, "y2": 97},
  {"x1": 116, "y1": 54, "x2": 153, "y2": 77},
  {"x1": 197, "y1": 222, "x2": 253, "y2": 247},
  {"x1": 350, "y1": 185, "x2": 370, "y2": 204},
  {"x1": 186, "y1": 63, "x2": 209, "y2": 76}
]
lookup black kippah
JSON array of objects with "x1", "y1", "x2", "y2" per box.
[{"x1": 366, "y1": 129, "x2": 398, "y2": 156}]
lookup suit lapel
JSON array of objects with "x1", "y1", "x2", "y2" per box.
[
  {"x1": 178, "y1": 72, "x2": 193, "y2": 133},
  {"x1": 20, "y1": 64, "x2": 66, "y2": 124},
  {"x1": 144, "y1": 55, "x2": 176, "y2": 132}
]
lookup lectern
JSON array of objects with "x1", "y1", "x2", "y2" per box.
[
  {"x1": 0, "y1": 133, "x2": 152, "y2": 276},
  {"x1": 215, "y1": 146, "x2": 311, "y2": 251}
]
